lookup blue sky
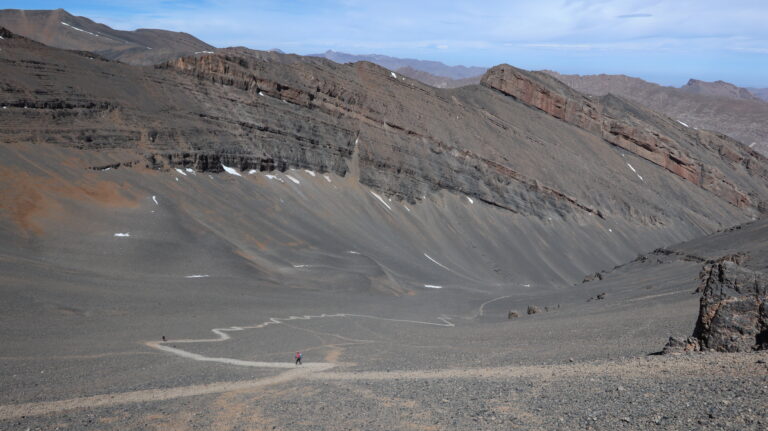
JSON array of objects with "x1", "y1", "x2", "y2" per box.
[{"x1": 7, "y1": 1, "x2": 768, "y2": 87}]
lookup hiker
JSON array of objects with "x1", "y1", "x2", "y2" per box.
[{"x1": 295, "y1": 351, "x2": 302, "y2": 365}]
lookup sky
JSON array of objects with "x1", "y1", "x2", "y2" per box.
[{"x1": 7, "y1": 0, "x2": 768, "y2": 87}]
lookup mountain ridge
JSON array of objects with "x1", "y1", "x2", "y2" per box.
[
  {"x1": 0, "y1": 8, "x2": 214, "y2": 65},
  {"x1": 309, "y1": 49, "x2": 486, "y2": 80},
  {"x1": 545, "y1": 70, "x2": 768, "y2": 157}
]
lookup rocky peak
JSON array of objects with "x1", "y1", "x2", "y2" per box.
[{"x1": 680, "y1": 78, "x2": 761, "y2": 102}]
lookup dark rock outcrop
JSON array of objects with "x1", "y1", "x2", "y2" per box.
[
  {"x1": 692, "y1": 259, "x2": 768, "y2": 352},
  {"x1": 582, "y1": 272, "x2": 603, "y2": 283}
]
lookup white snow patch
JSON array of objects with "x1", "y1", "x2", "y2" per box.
[
  {"x1": 222, "y1": 164, "x2": 242, "y2": 176},
  {"x1": 175, "y1": 177, "x2": 179, "y2": 182},
  {"x1": 390, "y1": 72, "x2": 397, "y2": 78},
  {"x1": 323, "y1": 174, "x2": 332, "y2": 183},
  {"x1": 175, "y1": 168, "x2": 187, "y2": 176},
  {"x1": 293, "y1": 264, "x2": 311, "y2": 268},
  {"x1": 677, "y1": 120, "x2": 689, "y2": 128},
  {"x1": 347, "y1": 251, "x2": 360, "y2": 254},
  {"x1": 424, "y1": 253, "x2": 451, "y2": 271},
  {"x1": 354, "y1": 137, "x2": 359, "y2": 145},
  {"x1": 608, "y1": 228, "x2": 613, "y2": 232},
  {"x1": 102, "y1": 167, "x2": 111, "y2": 171},
  {"x1": 304, "y1": 170, "x2": 316, "y2": 177},
  {"x1": 286, "y1": 175, "x2": 300, "y2": 184},
  {"x1": 750, "y1": 142, "x2": 757, "y2": 148},
  {"x1": 185, "y1": 168, "x2": 195, "y2": 174},
  {"x1": 2, "y1": 106, "x2": 6, "y2": 109},
  {"x1": 152, "y1": 195, "x2": 158, "y2": 205},
  {"x1": 248, "y1": 169, "x2": 258, "y2": 174},
  {"x1": 627, "y1": 163, "x2": 644, "y2": 181},
  {"x1": 61, "y1": 22, "x2": 100, "y2": 37},
  {"x1": 259, "y1": 91, "x2": 266, "y2": 96},
  {"x1": 424, "y1": 284, "x2": 443, "y2": 289},
  {"x1": 522, "y1": 284, "x2": 531, "y2": 288},
  {"x1": 466, "y1": 196, "x2": 474, "y2": 204},
  {"x1": 0, "y1": 36, "x2": 4, "y2": 40},
  {"x1": 114, "y1": 233, "x2": 130, "y2": 237},
  {"x1": 265, "y1": 174, "x2": 285, "y2": 183},
  {"x1": 185, "y1": 274, "x2": 209, "y2": 278},
  {"x1": 194, "y1": 51, "x2": 215, "y2": 54},
  {"x1": 403, "y1": 205, "x2": 411, "y2": 212},
  {"x1": 208, "y1": 175, "x2": 214, "y2": 179},
  {"x1": 370, "y1": 191, "x2": 392, "y2": 210}
]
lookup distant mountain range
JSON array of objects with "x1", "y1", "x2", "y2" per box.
[
  {"x1": 309, "y1": 50, "x2": 486, "y2": 80},
  {"x1": 545, "y1": 71, "x2": 768, "y2": 156},
  {"x1": 748, "y1": 87, "x2": 768, "y2": 102},
  {"x1": 0, "y1": 8, "x2": 213, "y2": 65},
  {"x1": 393, "y1": 66, "x2": 482, "y2": 89}
]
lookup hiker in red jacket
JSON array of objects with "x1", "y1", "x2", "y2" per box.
[{"x1": 295, "y1": 351, "x2": 302, "y2": 365}]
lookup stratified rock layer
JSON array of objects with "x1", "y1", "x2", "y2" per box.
[
  {"x1": 481, "y1": 64, "x2": 766, "y2": 210},
  {"x1": 1, "y1": 30, "x2": 767, "y2": 233}
]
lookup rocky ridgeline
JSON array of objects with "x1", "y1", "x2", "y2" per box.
[
  {"x1": 154, "y1": 50, "x2": 608, "y2": 217},
  {"x1": 481, "y1": 64, "x2": 767, "y2": 210},
  {"x1": 665, "y1": 256, "x2": 767, "y2": 353},
  {"x1": 2, "y1": 31, "x2": 768, "y2": 224}
]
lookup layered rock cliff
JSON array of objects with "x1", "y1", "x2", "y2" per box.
[
  {"x1": 1, "y1": 30, "x2": 767, "y2": 233},
  {"x1": 481, "y1": 64, "x2": 766, "y2": 211}
]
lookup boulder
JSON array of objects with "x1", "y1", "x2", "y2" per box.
[
  {"x1": 693, "y1": 260, "x2": 768, "y2": 352},
  {"x1": 507, "y1": 310, "x2": 520, "y2": 319},
  {"x1": 662, "y1": 336, "x2": 700, "y2": 354},
  {"x1": 527, "y1": 305, "x2": 541, "y2": 315}
]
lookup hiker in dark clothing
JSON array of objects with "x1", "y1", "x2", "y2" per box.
[{"x1": 295, "y1": 351, "x2": 302, "y2": 365}]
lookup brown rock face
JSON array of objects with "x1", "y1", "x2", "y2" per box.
[
  {"x1": 693, "y1": 259, "x2": 768, "y2": 352},
  {"x1": 482, "y1": 65, "x2": 761, "y2": 212},
  {"x1": 481, "y1": 64, "x2": 601, "y2": 134}
]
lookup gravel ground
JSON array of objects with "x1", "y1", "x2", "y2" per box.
[{"x1": 3, "y1": 352, "x2": 767, "y2": 430}]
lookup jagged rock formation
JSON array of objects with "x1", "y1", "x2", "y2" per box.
[
  {"x1": 545, "y1": 70, "x2": 768, "y2": 158},
  {"x1": 482, "y1": 64, "x2": 767, "y2": 210},
  {"x1": 693, "y1": 259, "x2": 768, "y2": 352},
  {"x1": 0, "y1": 8, "x2": 214, "y2": 65}
]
